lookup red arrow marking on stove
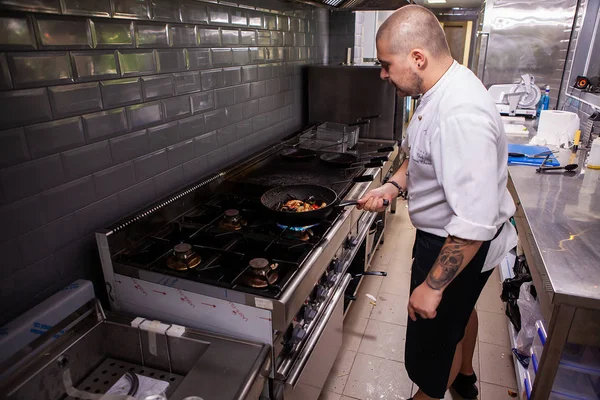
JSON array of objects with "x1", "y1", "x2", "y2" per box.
[
  {"x1": 202, "y1": 302, "x2": 216, "y2": 308},
  {"x1": 153, "y1": 290, "x2": 167, "y2": 295},
  {"x1": 260, "y1": 317, "x2": 272, "y2": 321}
]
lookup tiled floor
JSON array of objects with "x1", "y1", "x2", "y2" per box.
[{"x1": 319, "y1": 205, "x2": 518, "y2": 400}]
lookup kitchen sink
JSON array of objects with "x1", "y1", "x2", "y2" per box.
[{"x1": 0, "y1": 300, "x2": 269, "y2": 400}]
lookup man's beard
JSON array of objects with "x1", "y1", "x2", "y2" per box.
[{"x1": 392, "y1": 70, "x2": 423, "y2": 97}]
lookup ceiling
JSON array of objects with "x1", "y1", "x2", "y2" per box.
[
  {"x1": 413, "y1": 0, "x2": 484, "y2": 9},
  {"x1": 287, "y1": 0, "x2": 483, "y2": 10}
]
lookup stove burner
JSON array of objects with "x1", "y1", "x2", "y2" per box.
[
  {"x1": 249, "y1": 257, "x2": 270, "y2": 270},
  {"x1": 220, "y1": 209, "x2": 246, "y2": 231},
  {"x1": 167, "y1": 243, "x2": 202, "y2": 271},
  {"x1": 225, "y1": 209, "x2": 241, "y2": 221},
  {"x1": 277, "y1": 223, "x2": 318, "y2": 241},
  {"x1": 242, "y1": 257, "x2": 280, "y2": 288},
  {"x1": 242, "y1": 271, "x2": 279, "y2": 288}
]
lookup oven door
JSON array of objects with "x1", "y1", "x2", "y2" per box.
[{"x1": 275, "y1": 273, "x2": 351, "y2": 400}]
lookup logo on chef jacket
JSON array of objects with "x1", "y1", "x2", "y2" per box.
[{"x1": 414, "y1": 148, "x2": 432, "y2": 165}]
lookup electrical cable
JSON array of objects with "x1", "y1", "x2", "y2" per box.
[{"x1": 124, "y1": 371, "x2": 140, "y2": 397}]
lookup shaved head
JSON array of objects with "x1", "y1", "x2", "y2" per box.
[{"x1": 377, "y1": 5, "x2": 450, "y2": 58}]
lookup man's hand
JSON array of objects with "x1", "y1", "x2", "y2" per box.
[
  {"x1": 357, "y1": 183, "x2": 397, "y2": 212},
  {"x1": 407, "y1": 283, "x2": 443, "y2": 321}
]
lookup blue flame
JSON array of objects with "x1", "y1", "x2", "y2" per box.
[{"x1": 277, "y1": 223, "x2": 319, "y2": 232}]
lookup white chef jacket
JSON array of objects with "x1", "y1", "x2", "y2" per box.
[{"x1": 402, "y1": 61, "x2": 517, "y2": 272}]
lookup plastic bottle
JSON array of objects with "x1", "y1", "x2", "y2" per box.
[{"x1": 536, "y1": 85, "x2": 550, "y2": 118}]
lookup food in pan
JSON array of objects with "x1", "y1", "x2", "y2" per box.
[{"x1": 278, "y1": 197, "x2": 327, "y2": 213}]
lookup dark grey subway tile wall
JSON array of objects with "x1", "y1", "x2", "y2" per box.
[
  {"x1": 141, "y1": 74, "x2": 173, "y2": 100},
  {"x1": 83, "y1": 108, "x2": 128, "y2": 142},
  {"x1": 190, "y1": 90, "x2": 214, "y2": 114},
  {"x1": 100, "y1": 78, "x2": 142, "y2": 108},
  {"x1": 173, "y1": 71, "x2": 201, "y2": 94},
  {"x1": 0, "y1": 0, "x2": 327, "y2": 325},
  {"x1": 48, "y1": 82, "x2": 103, "y2": 118},
  {"x1": 71, "y1": 51, "x2": 119, "y2": 81}
]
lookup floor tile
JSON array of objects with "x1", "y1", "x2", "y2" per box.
[
  {"x1": 358, "y1": 319, "x2": 407, "y2": 362},
  {"x1": 343, "y1": 353, "x2": 413, "y2": 400},
  {"x1": 480, "y1": 382, "x2": 519, "y2": 400},
  {"x1": 379, "y1": 269, "x2": 411, "y2": 299},
  {"x1": 371, "y1": 227, "x2": 415, "y2": 268},
  {"x1": 323, "y1": 349, "x2": 357, "y2": 394},
  {"x1": 342, "y1": 313, "x2": 369, "y2": 352},
  {"x1": 346, "y1": 275, "x2": 383, "y2": 319},
  {"x1": 318, "y1": 391, "x2": 342, "y2": 400},
  {"x1": 478, "y1": 310, "x2": 511, "y2": 347},
  {"x1": 477, "y1": 275, "x2": 505, "y2": 315},
  {"x1": 369, "y1": 292, "x2": 409, "y2": 326},
  {"x1": 479, "y1": 342, "x2": 517, "y2": 388},
  {"x1": 340, "y1": 396, "x2": 361, "y2": 400}
]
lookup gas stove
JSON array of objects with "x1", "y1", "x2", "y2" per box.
[
  {"x1": 112, "y1": 193, "x2": 337, "y2": 299},
  {"x1": 96, "y1": 130, "x2": 399, "y2": 400}
]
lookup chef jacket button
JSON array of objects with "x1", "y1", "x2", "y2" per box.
[{"x1": 418, "y1": 115, "x2": 423, "y2": 121}]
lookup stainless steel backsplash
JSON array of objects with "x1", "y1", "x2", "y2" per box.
[{"x1": 0, "y1": 0, "x2": 329, "y2": 325}]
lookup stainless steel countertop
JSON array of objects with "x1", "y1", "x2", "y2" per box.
[{"x1": 507, "y1": 126, "x2": 600, "y2": 310}]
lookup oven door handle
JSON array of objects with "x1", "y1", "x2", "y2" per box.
[{"x1": 286, "y1": 273, "x2": 352, "y2": 388}]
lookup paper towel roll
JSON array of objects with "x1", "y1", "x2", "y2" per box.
[{"x1": 537, "y1": 110, "x2": 580, "y2": 146}]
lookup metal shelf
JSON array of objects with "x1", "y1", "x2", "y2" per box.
[{"x1": 499, "y1": 250, "x2": 527, "y2": 400}]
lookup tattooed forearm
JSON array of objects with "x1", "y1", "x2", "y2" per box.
[{"x1": 426, "y1": 236, "x2": 478, "y2": 290}]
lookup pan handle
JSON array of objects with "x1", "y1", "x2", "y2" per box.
[
  {"x1": 359, "y1": 114, "x2": 381, "y2": 120},
  {"x1": 353, "y1": 271, "x2": 387, "y2": 277},
  {"x1": 364, "y1": 161, "x2": 384, "y2": 168},
  {"x1": 348, "y1": 120, "x2": 370, "y2": 127},
  {"x1": 353, "y1": 175, "x2": 375, "y2": 182},
  {"x1": 369, "y1": 156, "x2": 389, "y2": 162},
  {"x1": 338, "y1": 199, "x2": 389, "y2": 207}
]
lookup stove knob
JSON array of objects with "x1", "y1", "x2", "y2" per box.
[
  {"x1": 331, "y1": 258, "x2": 344, "y2": 273},
  {"x1": 290, "y1": 325, "x2": 307, "y2": 345},
  {"x1": 304, "y1": 305, "x2": 318, "y2": 323},
  {"x1": 315, "y1": 285, "x2": 328, "y2": 303},
  {"x1": 345, "y1": 236, "x2": 359, "y2": 249},
  {"x1": 325, "y1": 273, "x2": 338, "y2": 288}
]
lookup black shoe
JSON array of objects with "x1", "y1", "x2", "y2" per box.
[{"x1": 451, "y1": 372, "x2": 479, "y2": 399}]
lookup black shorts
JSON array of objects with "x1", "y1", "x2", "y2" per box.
[{"x1": 405, "y1": 229, "x2": 498, "y2": 399}]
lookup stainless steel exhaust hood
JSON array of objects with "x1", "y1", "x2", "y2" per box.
[{"x1": 290, "y1": 0, "x2": 410, "y2": 10}]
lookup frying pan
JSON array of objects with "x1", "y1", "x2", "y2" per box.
[{"x1": 260, "y1": 184, "x2": 389, "y2": 226}]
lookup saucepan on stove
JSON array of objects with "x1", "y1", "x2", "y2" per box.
[{"x1": 260, "y1": 183, "x2": 389, "y2": 226}]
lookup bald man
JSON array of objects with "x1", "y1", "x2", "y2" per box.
[{"x1": 358, "y1": 5, "x2": 517, "y2": 400}]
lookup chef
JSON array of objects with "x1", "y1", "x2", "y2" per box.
[{"x1": 357, "y1": 5, "x2": 517, "y2": 400}]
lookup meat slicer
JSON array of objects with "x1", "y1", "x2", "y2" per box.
[{"x1": 488, "y1": 74, "x2": 541, "y2": 117}]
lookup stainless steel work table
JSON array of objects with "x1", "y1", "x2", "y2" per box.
[{"x1": 507, "y1": 132, "x2": 600, "y2": 399}]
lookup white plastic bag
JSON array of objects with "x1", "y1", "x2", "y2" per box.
[{"x1": 515, "y1": 282, "x2": 544, "y2": 355}]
